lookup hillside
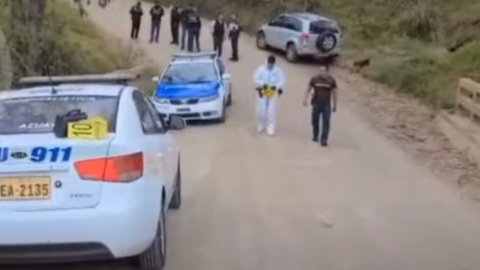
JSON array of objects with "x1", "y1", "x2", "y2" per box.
[
  {"x1": 157, "y1": 0, "x2": 480, "y2": 108},
  {"x1": 0, "y1": 0, "x2": 143, "y2": 88}
]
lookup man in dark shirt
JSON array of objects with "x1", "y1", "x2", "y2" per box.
[
  {"x1": 303, "y1": 65, "x2": 337, "y2": 146},
  {"x1": 187, "y1": 8, "x2": 201, "y2": 52},
  {"x1": 129, "y1": 2, "x2": 143, "y2": 40},
  {"x1": 170, "y1": 6, "x2": 180, "y2": 45},
  {"x1": 211, "y1": 14, "x2": 226, "y2": 57},
  {"x1": 149, "y1": 1, "x2": 164, "y2": 43},
  {"x1": 228, "y1": 14, "x2": 241, "y2": 61},
  {"x1": 179, "y1": 4, "x2": 193, "y2": 50}
]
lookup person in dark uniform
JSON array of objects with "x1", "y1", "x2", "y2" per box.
[
  {"x1": 170, "y1": 6, "x2": 181, "y2": 45},
  {"x1": 149, "y1": 1, "x2": 164, "y2": 43},
  {"x1": 303, "y1": 65, "x2": 337, "y2": 147},
  {"x1": 179, "y1": 4, "x2": 193, "y2": 50},
  {"x1": 187, "y1": 8, "x2": 201, "y2": 52},
  {"x1": 210, "y1": 14, "x2": 226, "y2": 57},
  {"x1": 228, "y1": 14, "x2": 241, "y2": 61},
  {"x1": 129, "y1": 2, "x2": 143, "y2": 40}
]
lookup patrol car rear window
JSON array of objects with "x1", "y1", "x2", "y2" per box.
[
  {"x1": 161, "y1": 63, "x2": 218, "y2": 83},
  {"x1": 0, "y1": 95, "x2": 118, "y2": 135},
  {"x1": 310, "y1": 20, "x2": 339, "y2": 34}
]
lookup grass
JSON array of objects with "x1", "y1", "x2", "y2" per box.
[
  {"x1": 145, "y1": 0, "x2": 480, "y2": 109},
  {"x1": 0, "y1": 1, "x2": 146, "y2": 83}
]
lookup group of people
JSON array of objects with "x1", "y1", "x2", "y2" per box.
[
  {"x1": 129, "y1": 1, "x2": 242, "y2": 61},
  {"x1": 254, "y1": 56, "x2": 337, "y2": 147}
]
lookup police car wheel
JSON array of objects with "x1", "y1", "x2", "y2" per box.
[
  {"x1": 218, "y1": 104, "x2": 227, "y2": 123},
  {"x1": 138, "y1": 207, "x2": 166, "y2": 270},
  {"x1": 226, "y1": 91, "x2": 232, "y2": 107},
  {"x1": 168, "y1": 162, "x2": 181, "y2": 210}
]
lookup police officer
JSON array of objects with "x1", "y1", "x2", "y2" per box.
[
  {"x1": 254, "y1": 55, "x2": 286, "y2": 136},
  {"x1": 303, "y1": 65, "x2": 337, "y2": 147},
  {"x1": 129, "y1": 2, "x2": 143, "y2": 40},
  {"x1": 211, "y1": 14, "x2": 227, "y2": 57},
  {"x1": 179, "y1": 4, "x2": 193, "y2": 50},
  {"x1": 170, "y1": 5, "x2": 181, "y2": 45},
  {"x1": 228, "y1": 14, "x2": 241, "y2": 61},
  {"x1": 149, "y1": 1, "x2": 164, "y2": 43},
  {"x1": 187, "y1": 8, "x2": 201, "y2": 52}
]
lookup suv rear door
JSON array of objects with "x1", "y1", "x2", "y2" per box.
[
  {"x1": 308, "y1": 19, "x2": 340, "y2": 53},
  {"x1": 265, "y1": 15, "x2": 287, "y2": 49},
  {"x1": 279, "y1": 16, "x2": 303, "y2": 50}
]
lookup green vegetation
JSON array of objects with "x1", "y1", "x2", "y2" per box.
[
  {"x1": 0, "y1": 1, "x2": 144, "y2": 87},
  {"x1": 154, "y1": 0, "x2": 480, "y2": 108}
]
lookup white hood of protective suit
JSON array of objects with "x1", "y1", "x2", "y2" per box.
[{"x1": 253, "y1": 62, "x2": 286, "y2": 89}]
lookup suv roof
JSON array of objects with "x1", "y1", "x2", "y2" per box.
[{"x1": 288, "y1": 12, "x2": 334, "y2": 22}]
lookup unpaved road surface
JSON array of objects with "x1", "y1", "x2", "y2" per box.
[{"x1": 8, "y1": 1, "x2": 480, "y2": 270}]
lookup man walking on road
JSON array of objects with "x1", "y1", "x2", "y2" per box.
[
  {"x1": 170, "y1": 5, "x2": 180, "y2": 45},
  {"x1": 187, "y1": 8, "x2": 201, "y2": 52},
  {"x1": 228, "y1": 14, "x2": 241, "y2": 61},
  {"x1": 303, "y1": 65, "x2": 337, "y2": 147},
  {"x1": 180, "y1": 4, "x2": 193, "y2": 50},
  {"x1": 149, "y1": 1, "x2": 164, "y2": 43},
  {"x1": 211, "y1": 14, "x2": 227, "y2": 57},
  {"x1": 129, "y1": 2, "x2": 143, "y2": 40},
  {"x1": 254, "y1": 55, "x2": 286, "y2": 136}
]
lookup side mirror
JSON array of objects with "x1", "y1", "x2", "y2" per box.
[
  {"x1": 168, "y1": 115, "x2": 186, "y2": 130},
  {"x1": 222, "y1": 73, "x2": 231, "y2": 81},
  {"x1": 152, "y1": 76, "x2": 159, "y2": 82}
]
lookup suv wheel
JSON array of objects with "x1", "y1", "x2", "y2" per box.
[
  {"x1": 256, "y1": 32, "x2": 267, "y2": 50},
  {"x1": 316, "y1": 32, "x2": 337, "y2": 53},
  {"x1": 286, "y1": 43, "x2": 298, "y2": 62}
]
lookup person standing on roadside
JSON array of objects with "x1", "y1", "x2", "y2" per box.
[
  {"x1": 187, "y1": 8, "x2": 201, "y2": 52},
  {"x1": 254, "y1": 55, "x2": 286, "y2": 136},
  {"x1": 211, "y1": 14, "x2": 227, "y2": 57},
  {"x1": 129, "y1": 2, "x2": 143, "y2": 40},
  {"x1": 149, "y1": 1, "x2": 164, "y2": 43},
  {"x1": 228, "y1": 14, "x2": 241, "y2": 61},
  {"x1": 180, "y1": 4, "x2": 193, "y2": 50},
  {"x1": 170, "y1": 5, "x2": 181, "y2": 45},
  {"x1": 303, "y1": 65, "x2": 337, "y2": 147}
]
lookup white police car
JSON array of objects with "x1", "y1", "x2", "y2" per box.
[
  {"x1": 0, "y1": 74, "x2": 184, "y2": 270},
  {"x1": 151, "y1": 52, "x2": 232, "y2": 123}
]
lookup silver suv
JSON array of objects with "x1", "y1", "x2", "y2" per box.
[{"x1": 256, "y1": 13, "x2": 341, "y2": 62}]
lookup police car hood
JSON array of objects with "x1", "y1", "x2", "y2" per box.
[{"x1": 155, "y1": 81, "x2": 220, "y2": 99}]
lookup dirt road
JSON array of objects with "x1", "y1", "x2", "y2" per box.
[{"x1": 9, "y1": 1, "x2": 480, "y2": 270}]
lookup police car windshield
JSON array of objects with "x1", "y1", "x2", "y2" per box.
[
  {"x1": 0, "y1": 95, "x2": 118, "y2": 135},
  {"x1": 161, "y1": 63, "x2": 218, "y2": 83}
]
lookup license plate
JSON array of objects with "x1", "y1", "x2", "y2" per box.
[
  {"x1": 177, "y1": 108, "x2": 191, "y2": 112},
  {"x1": 0, "y1": 177, "x2": 51, "y2": 200}
]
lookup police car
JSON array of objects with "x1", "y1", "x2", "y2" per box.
[
  {"x1": 151, "y1": 52, "x2": 232, "y2": 123},
  {"x1": 0, "y1": 74, "x2": 184, "y2": 270}
]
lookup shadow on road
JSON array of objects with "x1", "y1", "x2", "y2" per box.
[{"x1": 1, "y1": 259, "x2": 134, "y2": 270}]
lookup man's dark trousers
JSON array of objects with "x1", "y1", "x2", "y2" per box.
[
  {"x1": 131, "y1": 20, "x2": 141, "y2": 39},
  {"x1": 187, "y1": 30, "x2": 200, "y2": 52},
  {"x1": 231, "y1": 36, "x2": 239, "y2": 60},
  {"x1": 171, "y1": 23, "x2": 179, "y2": 44},
  {"x1": 213, "y1": 36, "x2": 223, "y2": 57},
  {"x1": 312, "y1": 102, "x2": 331, "y2": 142},
  {"x1": 181, "y1": 23, "x2": 187, "y2": 49},
  {"x1": 150, "y1": 21, "x2": 161, "y2": 42}
]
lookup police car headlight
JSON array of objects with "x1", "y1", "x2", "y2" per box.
[
  {"x1": 157, "y1": 98, "x2": 170, "y2": 104},
  {"x1": 199, "y1": 94, "x2": 219, "y2": 103}
]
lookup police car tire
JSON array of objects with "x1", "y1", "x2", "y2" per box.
[
  {"x1": 316, "y1": 32, "x2": 337, "y2": 53},
  {"x1": 226, "y1": 91, "x2": 232, "y2": 107},
  {"x1": 138, "y1": 207, "x2": 166, "y2": 270},
  {"x1": 169, "y1": 163, "x2": 181, "y2": 210},
  {"x1": 218, "y1": 104, "x2": 227, "y2": 123}
]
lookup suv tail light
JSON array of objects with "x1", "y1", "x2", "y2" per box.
[
  {"x1": 301, "y1": 32, "x2": 310, "y2": 46},
  {"x1": 75, "y1": 152, "x2": 143, "y2": 183}
]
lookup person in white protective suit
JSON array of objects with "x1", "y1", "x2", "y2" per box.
[{"x1": 253, "y1": 55, "x2": 286, "y2": 136}]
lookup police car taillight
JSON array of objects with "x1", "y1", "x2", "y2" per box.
[{"x1": 75, "y1": 152, "x2": 143, "y2": 182}]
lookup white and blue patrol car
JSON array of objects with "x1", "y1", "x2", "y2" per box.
[
  {"x1": 151, "y1": 52, "x2": 233, "y2": 123},
  {"x1": 0, "y1": 74, "x2": 184, "y2": 270}
]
